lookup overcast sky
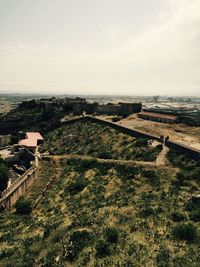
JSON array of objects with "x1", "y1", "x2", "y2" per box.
[{"x1": 0, "y1": 0, "x2": 200, "y2": 96}]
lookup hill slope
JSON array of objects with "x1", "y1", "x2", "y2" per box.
[
  {"x1": 0, "y1": 155, "x2": 200, "y2": 266},
  {"x1": 40, "y1": 121, "x2": 162, "y2": 161}
]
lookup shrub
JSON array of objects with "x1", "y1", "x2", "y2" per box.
[
  {"x1": 190, "y1": 209, "x2": 200, "y2": 222},
  {"x1": 186, "y1": 196, "x2": 200, "y2": 211},
  {"x1": 95, "y1": 240, "x2": 110, "y2": 258},
  {"x1": 172, "y1": 223, "x2": 198, "y2": 242},
  {"x1": 104, "y1": 227, "x2": 119, "y2": 243},
  {"x1": 156, "y1": 247, "x2": 170, "y2": 266},
  {"x1": 15, "y1": 196, "x2": 32, "y2": 215},
  {"x1": 65, "y1": 230, "x2": 92, "y2": 261},
  {"x1": 134, "y1": 138, "x2": 149, "y2": 147},
  {"x1": 111, "y1": 116, "x2": 121, "y2": 122},
  {"x1": 139, "y1": 207, "x2": 154, "y2": 217},
  {"x1": 67, "y1": 177, "x2": 87, "y2": 196},
  {"x1": 171, "y1": 212, "x2": 186, "y2": 222}
]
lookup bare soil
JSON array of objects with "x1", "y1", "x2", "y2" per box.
[{"x1": 99, "y1": 115, "x2": 200, "y2": 150}]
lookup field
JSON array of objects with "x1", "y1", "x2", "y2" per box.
[
  {"x1": 0, "y1": 121, "x2": 200, "y2": 266},
  {"x1": 0, "y1": 153, "x2": 200, "y2": 266}
]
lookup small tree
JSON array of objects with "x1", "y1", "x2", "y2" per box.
[{"x1": 15, "y1": 196, "x2": 32, "y2": 215}]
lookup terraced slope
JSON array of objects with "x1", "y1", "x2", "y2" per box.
[{"x1": 40, "y1": 121, "x2": 162, "y2": 161}]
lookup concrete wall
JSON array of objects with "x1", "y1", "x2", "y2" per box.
[{"x1": 0, "y1": 164, "x2": 38, "y2": 210}]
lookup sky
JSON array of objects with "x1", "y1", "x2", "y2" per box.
[{"x1": 0, "y1": 0, "x2": 200, "y2": 96}]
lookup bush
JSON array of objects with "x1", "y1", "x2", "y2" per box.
[
  {"x1": 104, "y1": 227, "x2": 119, "y2": 243},
  {"x1": 15, "y1": 196, "x2": 32, "y2": 215},
  {"x1": 111, "y1": 116, "x2": 121, "y2": 122},
  {"x1": 65, "y1": 230, "x2": 92, "y2": 261},
  {"x1": 67, "y1": 177, "x2": 87, "y2": 196},
  {"x1": 171, "y1": 212, "x2": 186, "y2": 222},
  {"x1": 172, "y1": 223, "x2": 198, "y2": 242},
  {"x1": 134, "y1": 138, "x2": 149, "y2": 147},
  {"x1": 95, "y1": 240, "x2": 110, "y2": 258},
  {"x1": 190, "y1": 209, "x2": 200, "y2": 222},
  {"x1": 139, "y1": 207, "x2": 154, "y2": 217}
]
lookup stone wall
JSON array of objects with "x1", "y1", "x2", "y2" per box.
[
  {"x1": 0, "y1": 164, "x2": 38, "y2": 210},
  {"x1": 97, "y1": 104, "x2": 122, "y2": 115},
  {"x1": 166, "y1": 140, "x2": 200, "y2": 161}
]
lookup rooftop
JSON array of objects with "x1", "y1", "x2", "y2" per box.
[
  {"x1": 19, "y1": 132, "x2": 43, "y2": 148},
  {"x1": 26, "y1": 132, "x2": 43, "y2": 141}
]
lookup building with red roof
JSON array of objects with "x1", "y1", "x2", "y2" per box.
[{"x1": 19, "y1": 132, "x2": 43, "y2": 153}]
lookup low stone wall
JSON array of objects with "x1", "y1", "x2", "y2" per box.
[
  {"x1": 0, "y1": 164, "x2": 38, "y2": 210},
  {"x1": 59, "y1": 115, "x2": 200, "y2": 162},
  {"x1": 166, "y1": 140, "x2": 200, "y2": 161},
  {"x1": 85, "y1": 116, "x2": 161, "y2": 141},
  {"x1": 87, "y1": 116, "x2": 200, "y2": 162}
]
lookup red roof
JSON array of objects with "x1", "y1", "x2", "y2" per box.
[
  {"x1": 19, "y1": 132, "x2": 43, "y2": 148},
  {"x1": 20, "y1": 138, "x2": 37, "y2": 148},
  {"x1": 26, "y1": 132, "x2": 43, "y2": 140}
]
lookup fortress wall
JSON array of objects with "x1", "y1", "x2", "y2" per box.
[
  {"x1": 0, "y1": 164, "x2": 38, "y2": 210},
  {"x1": 61, "y1": 116, "x2": 200, "y2": 162},
  {"x1": 166, "y1": 140, "x2": 200, "y2": 161},
  {"x1": 84, "y1": 116, "x2": 161, "y2": 141}
]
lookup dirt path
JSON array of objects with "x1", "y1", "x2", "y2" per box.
[
  {"x1": 42, "y1": 150, "x2": 171, "y2": 169},
  {"x1": 156, "y1": 146, "x2": 170, "y2": 166}
]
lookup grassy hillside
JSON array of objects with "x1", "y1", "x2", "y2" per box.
[
  {"x1": 40, "y1": 121, "x2": 162, "y2": 161},
  {"x1": 0, "y1": 156, "x2": 200, "y2": 266}
]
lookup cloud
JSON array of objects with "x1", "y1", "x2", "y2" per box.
[{"x1": 0, "y1": 0, "x2": 200, "y2": 95}]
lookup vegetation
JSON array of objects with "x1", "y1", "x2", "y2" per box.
[
  {"x1": 0, "y1": 104, "x2": 68, "y2": 134},
  {"x1": 172, "y1": 223, "x2": 198, "y2": 242},
  {"x1": 0, "y1": 154, "x2": 199, "y2": 266},
  {"x1": 168, "y1": 149, "x2": 199, "y2": 170},
  {"x1": 15, "y1": 196, "x2": 32, "y2": 215},
  {"x1": 111, "y1": 116, "x2": 122, "y2": 122},
  {"x1": 0, "y1": 123, "x2": 199, "y2": 266},
  {"x1": 0, "y1": 159, "x2": 9, "y2": 191},
  {"x1": 40, "y1": 121, "x2": 162, "y2": 161}
]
